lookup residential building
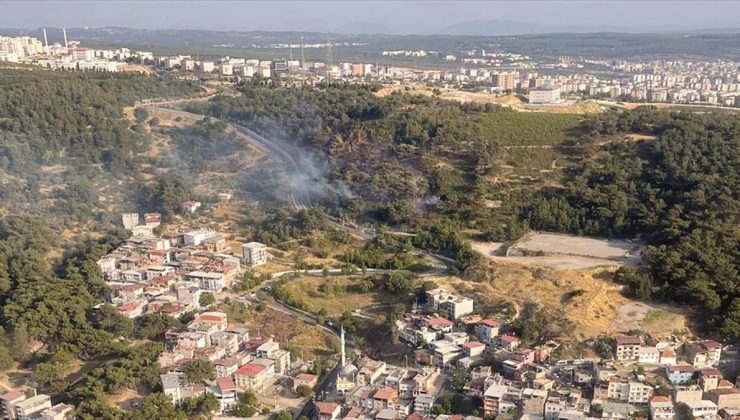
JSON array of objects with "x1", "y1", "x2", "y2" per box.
[
  {"x1": 357, "y1": 360, "x2": 386, "y2": 387},
  {"x1": 606, "y1": 376, "x2": 653, "y2": 403},
  {"x1": 498, "y1": 335, "x2": 521, "y2": 351},
  {"x1": 700, "y1": 368, "x2": 722, "y2": 392},
  {"x1": 660, "y1": 349, "x2": 677, "y2": 366},
  {"x1": 649, "y1": 396, "x2": 674, "y2": 420},
  {"x1": 11, "y1": 394, "x2": 52, "y2": 420},
  {"x1": 685, "y1": 340, "x2": 722, "y2": 368},
  {"x1": 614, "y1": 336, "x2": 641, "y2": 361},
  {"x1": 474, "y1": 318, "x2": 500, "y2": 343},
  {"x1": 40, "y1": 403, "x2": 74, "y2": 420},
  {"x1": 372, "y1": 388, "x2": 398, "y2": 410},
  {"x1": 1, "y1": 386, "x2": 35, "y2": 420},
  {"x1": 186, "y1": 271, "x2": 225, "y2": 292},
  {"x1": 209, "y1": 377, "x2": 238, "y2": 414},
  {"x1": 709, "y1": 388, "x2": 740, "y2": 410},
  {"x1": 666, "y1": 365, "x2": 696, "y2": 385},
  {"x1": 234, "y1": 363, "x2": 271, "y2": 390},
  {"x1": 636, "y1": 346, "x2": 660, "y2": 364},
  {"x1": 294, "y1": 373, "x2": 318, "y2": 391},
  {"x1": 212, "y1": 358, "x2": 239, "y2": 378},
  {"x1": 161, "y1": 373, "x2": 187, "y2": 405},
  {"x1": 315, "y1": 402, "x2": 341, "y2": 420},
  {"x1": 483, "y1": 384, "x2": 507, "y2": 417},
  {"x1": 684, "y1": 400, "x2": 718, "y2": 418},
  {"x1": 242, "y1": 242, "x2": 268, "y2": 268},
  {"x1": 492, "y1": 72, "x2": 516, "y2": 90},
  {"x1": 414, "y1": 395, "x2": 435, "y2": 415}
]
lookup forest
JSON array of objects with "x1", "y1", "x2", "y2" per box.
[
  {"x1": 516, "y1": 108, "x2": 739, "y2": 338},
  {"x1": 191, "y1": 85, "x2": 739, "y2": 338}
]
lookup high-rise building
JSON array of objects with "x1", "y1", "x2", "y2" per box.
[{"x1": 492, "y1": 72, "x2": 516, "y2": 90}]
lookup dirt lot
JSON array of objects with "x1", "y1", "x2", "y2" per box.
[
  {"x1": 472, "y1": 241, "x2": 622, "y2": 270},
  {"x1": 610, "y1": 302, "x2": 690, "y2": 336},
  {"x1": 513, "y1": 232, "x2": 642, "y2": 261}
]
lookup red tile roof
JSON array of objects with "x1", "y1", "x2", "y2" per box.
[
  {"x1": 373, "y1": 387, "x2": 396, "y2": 401},
  {"x1": 701, "y1": 368, "x2": 722, "y2": 377},
  {"x1": 479, "y1": 318, "x2": 499, "y2": 328},
  {"x1": 296, "y1": 373, "x2": 317, "y2": 383},
  {"x1": 425, "y1": 317, "x2": 453, "y2": 328},
  {"x1": 217, "y1": 377, "x2": 237, "y2": 391},
  {"x1": 0, "y1": 388, "x2": 26, "y2": 402},
  {"x1": 719, "y1": 380, "x2": 734, "y2": 388},
  {"x1": 650, "y1": 396, "x2": 671, "y2": 403},
  {"x1": 499, "y1": 335, "x2": 520, "y2": 343},
  {"x1": 463, "y1": 341, "x2": 484, "y2": 348},
  {"x1": 667, "y1": 365, "x2": 695, "y2": 373},
  {"x1": 315, "y1": 402, "x2": 339, "y2": 415},
  {"x1": 234, "y1": 363, "x2": 266, "y2": 378},
  {"x1": 660, "y1": 350, "x2": 676, "y2": 357}
]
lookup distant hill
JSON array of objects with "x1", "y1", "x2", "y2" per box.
[
  {"x1": 440, "y1": 19, "x2": 618, "y2": 36},
  {"x1": 2, "y1": 26, "x2": 740, "y2": 60}
]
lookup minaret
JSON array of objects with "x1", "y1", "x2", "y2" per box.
[
  {"x1": 340, "y1": 325, "x2": 346, "y2": 367},
  {"x1": 42, "y1": 28, "x2": 49, "y2": 53}
]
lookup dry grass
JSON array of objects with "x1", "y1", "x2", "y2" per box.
[
  {"x1": 435, "y1": 263, "x2": 631, "y2": 342},
  {"x1": 245, "y1": 306, "x2": 338, "y2": 360},
  {"x1": 281, "y1": 276, "x2": 384, "y2": 317}
]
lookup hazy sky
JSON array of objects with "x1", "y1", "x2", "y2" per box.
[{"x1": 3, "y1": 0, "x2": 740, "y2": 34}]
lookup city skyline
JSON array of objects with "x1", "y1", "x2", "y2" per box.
[{"x1": 3, "y1": 0, "x2": 740, "y2": 35}]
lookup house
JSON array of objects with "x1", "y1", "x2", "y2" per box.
[
  {"x1": 700, "y1": 368, "x2": 722, "y2": 391},
  {"x1": 186, "y1": 271, "x2": 225, "y2": 292},
  {"x1": 483, "y1": 384, "x2": 508, "y2": 417},
  {"x1": 684, "y1": 400, "x2": 718, "y2": 418},
  {"x1": 161, "y1": 373, "x2": 187, "y2": 404},
  {"x1": 242, "y1": 242, "x2": 268, "y2": 268},
  {"x1": 606, "y1": 375, "x2": 653, "y2": 403},
  {"x1": 315, "y1": 402, "x2": 341, "y2": 420},
  {"x1": 709, "y1": 388, "x2": 740, "y2": 410},
  {"x1": 414, "y1": 395, "x2": 435, "y2": 415},
  {"x1": 209, "y1": 377, "x2": 238, "y2": 413},
  {"x1": 11, "y1": 394, "x2": 52, "y2": 420},
  {"x1": 181, "y1": 201, "x2": 202, "y2": 214},
  {"x1": 212, "y1": 358, "x2": 239, "y2": 378},
  {"x1": 357, "y1": 360, "x2": 386, "y2": 387},
  {"x1": 462, "y1": 341, "x2": 485, "y2": 357},
  {"x1": 426, "y1": 288, "x2": 474, "y2": 319},
  {"x1": 636, "y1": 346, "x2": 659, "y2": 364},
  {"x1": 666, "y1": 365, "x2": 696, "y2": 385},
  {"x1": 498, "y1": 335, "x2": 521, "y2": 351},
  {"x1": 256, "y1": 339, "x2": 291, "y2": 375},
  {"x1": 614, "y1": 336, "x2": 641, "y2": 361},
  {"x1": 475, "y1": 319, "x2": 500, "y2": 343},
  {"x1": 649, "y1": 396, "x2": 674, "y2": 420},
  {"x1": 685, "y1": 340, "x2": 723, "y2": 368},
  {"x1": 1, "y1": 386, "x2": 35, "y2": 419},
  {"x1": 372, "y1": 387, "x2": 398, "y2": 410},
  {"x1": 294, "y1": 373, "x2": 318, "y2": 391},
  {"x1": 234, "y1": 363, "x2": 271, "y2": 390},
  {"x1": 660, "y1": 349, "x2": 677, "y2": 366},
  {"x1": 601, "y1": 401, "x2": 637, "y2": 419},
  {"x1": 40, "y1": 403, "x2": 74, "y2": 420}
]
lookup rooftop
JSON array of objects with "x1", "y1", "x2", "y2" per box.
[{"x1": 234, "y1": 363, "x2": 266, "y2": 377}]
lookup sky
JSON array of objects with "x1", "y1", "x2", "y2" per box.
[{"x1": 3, "y1": 0, "x2": 740, "y2": 35}]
